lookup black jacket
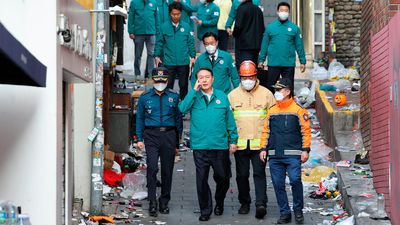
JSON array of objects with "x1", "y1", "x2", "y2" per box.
[{"x1": 233, "y1": 0, "x2": 265, "y2": 50}]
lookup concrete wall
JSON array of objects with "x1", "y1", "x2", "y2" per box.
[
  {"x1": 73, "y1": 83, "x2": 95, "y2": 211},
  {"x1": 0, "y1": 1, "x2": 61, "y2": 225}
]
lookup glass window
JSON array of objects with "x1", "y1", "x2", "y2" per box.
[{"x1": 314, "y1": 13, "x2": 323, "y2": 43}]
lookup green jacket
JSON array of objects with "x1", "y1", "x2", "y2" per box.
[
  {"x1": 157, "y1": 0, "x2": 194, "y2": 29},
  {"x1": 258, "y1": 19, "x2": 306, "y2": 67},
  {"x1": 178, "y1": 89, "x2": 238, "y2": 150},
  {"x1": 155, "y1": 21, "x2": 196, "y2": 66},
  {"x1": 128, "y1": 0, "x2": 159, "y2": 35},
  {"x1": 225, "y1": 0, "x2": 261, "y2": 29},
  {"x1": 191, "y1": 50, "x2": 240, "y2": 94},
  {"x1": 181, "y1": 2, "x2": 220, "y2": 40}
]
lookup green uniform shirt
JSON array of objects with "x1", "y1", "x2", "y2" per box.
[
  {"x1": 178, "y1": 89, "x2": 238, "y2": 150},
  {"x1": 155, "y1": 21, "x2": 196, "y2": 66},
  {"x1": 258, "y1": 19, "x2": 306, "y2": 67},
  {"x1": 191, "y1": 50, "x2": 240, "y2": 94},
  {"x1": 181, "y1": 2, "x2": 220, "y2": 40},
  {"x1": 225, "y1": 0, "x2": 261, "y2": 29},
  {"x1": 128, "y1": 0, "x2": 159, "y2": 35},
  {"x1": 157, "y1": 0, "x2": 194, "y2": 30}
]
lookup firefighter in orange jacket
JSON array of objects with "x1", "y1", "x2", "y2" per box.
[
  {"x1": 259, "y1": 78, "x2": 311, "y2": 224},
  {"x1": 228, "y1": 61, "x2": 275, "y2": 219}
]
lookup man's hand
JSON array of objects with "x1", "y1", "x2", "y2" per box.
[
  {"x1": 155, "y1": 57, "x2": 163, "y2": 67},
  {"x1": 194, "y1": 79, "x2": 201, "y2": 91},
  {"x1": 259, "y1": 151, "x2": 267, "y2": 162},
  {"x1": 175, "y1": 148, "x2": 180, "y2": 155},
  {"x1": 137, "y1": 141, "x2": 145, "y2": 150},
  {"x1": 301, "y1": 151, "x2": 309, "y2": 163},
  {"x1": 300, "y1": 64, "x2": 306, "y2": 73},
  {"x1": 190, "y1": 57, "x2": 196, "y2": 67},
  {"x1": 197, "y1": 20, "x2": 203, "y2": 25},
  {"x1": 229, "y1": 144, "x2": 237, "y2": 154},
  {"x1": 258, "y1": 62, "x2": 264, "y2": 70},
  {"x1": 226, "y1": 28, "x2": 233, "y2": 36},
  {"x1": 129, "y1": 34, "x2": 135, "y2": 40}
]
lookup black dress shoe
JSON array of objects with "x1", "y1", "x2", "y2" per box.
[
  {"x1": 149, "y1": 200, "x2": 157, "y2": 217},
  {"x1": 214, "y1": 205, "x2": 224, "y2": 216},
  {"x1": 198, "y1": 215, "x2": 210, "y2": 221},
  {"x1": 277, "y1": 214, "x2": 292, "y2": 224},
  {"x1": 238, "y1": 204, "x2": 250, "y2": 214},
  {"x1": 159, "y1": 205, "x2": 170, "y2": 214},
  {"x1": 294, "y1": 212, "x2": 304, "y2": 224},
  {"x1": 255, "y1": 205, "x2": 267, "y2": 219}
]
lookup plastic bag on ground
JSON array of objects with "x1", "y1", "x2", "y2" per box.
[
  {"x1": 328, "y1": 59, "x2": 345, "y2": 79},
  {"x1": 348, "y1": 68, "x2": 360, "y2": 80},
  {"x1": 303, "y1": 140, "x2": 333, "y2": 168},
  {"x1": 310, "y1": 63, "x2": 329, "y2": 80},
  {"x1": 336, "y1": 215, "x2": 354, "y2": 225},
  {"x1": 302, "y1": 166, "x2": 336, "y2": 182},
  {"x1": 330, "y1": 79, "x2": 351, "y2": 91},
  {"x1": 123, "y1": 170, "x2": 146, "y2": 193}
]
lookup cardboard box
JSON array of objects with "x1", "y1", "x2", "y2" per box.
[{"x1": 104, "y1": 145, "x2": 115, "y2": 170}]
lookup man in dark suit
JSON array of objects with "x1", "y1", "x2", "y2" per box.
[{"x1": 232, "y1": 0, "x2": 265, "y2": 67}]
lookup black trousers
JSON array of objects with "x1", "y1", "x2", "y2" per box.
[
  {"x1": 166, "y1": 65, "x2": 190, "y2": 100},
  {"x1": 267, "y1": 66, "x2": 295, "y2": 93},
  {"x1": 234, "y1": 144, "x2": 267, "y2": 207},
  {"x1": 235, "y1": 48, "x2": 259, "y2": 69},
  {"x1": 144, "y1": 129, "x2": 176, "y2": 205},
  {"x1": 193, "y1": 150, "x2": 231, "y2": 216},
  {"x1": 218, "y1": 30, "x2": 229, "y2": 51}
]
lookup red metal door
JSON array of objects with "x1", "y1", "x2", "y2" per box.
[{"x1": 389, "y1": 13, "x2": 400, "y2": 224}]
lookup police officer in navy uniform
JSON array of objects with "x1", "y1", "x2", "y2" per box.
[{"x1": 136, "y1": 67, "x2": 183, "y2": 217}]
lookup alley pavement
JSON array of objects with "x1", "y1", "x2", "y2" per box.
[{"x1": 107, "y1": 150, "x2": 335, "y2": 225}]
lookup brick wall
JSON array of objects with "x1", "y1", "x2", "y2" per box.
[
  {"x1": 360, "y1": 0, "x2": 400, "y2": 218},
  {"x1": 369, "y1": 26, "x2": 390, "y2": 210}
]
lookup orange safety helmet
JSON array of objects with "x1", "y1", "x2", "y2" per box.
[{"x1": 239, "y1": 60, "x2": 257, "y2": 77}]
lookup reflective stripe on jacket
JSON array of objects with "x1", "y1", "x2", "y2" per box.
[
  {"x1": 260, "y1": 98, "x2": 311, "y2": 158},
  {"x1": 228, "y1": 81, "x2": 275, "y2": 150}
]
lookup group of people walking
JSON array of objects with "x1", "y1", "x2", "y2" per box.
[{"x1": 132, "y1": 0, "x2": 310, "y2": 224}]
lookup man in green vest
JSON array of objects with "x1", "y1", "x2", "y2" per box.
[
  {"x1": 155, "y1": 2, "x2": 196, "y2": 100},
  {"x1": 257, "y1": 2, "x2": 306, "y2": 93},
  {"x1": 180, "y1": 0, "x2": 220, "y2": 52},
  {"x1": 158, "y1": 0, "x2": 194, "y2": 29},
  {"x1": 191, "y1": 32, "x2": 240, "y2": 94},
  {"x1": 179, "y1": 68, "x2": 238, "y2": 222},
  {"x1": 128, "y1": 0, "x2": 159, "y2": 79}
]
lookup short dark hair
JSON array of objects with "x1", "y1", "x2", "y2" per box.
[
  {"x1": 169, "y1": 1, "x2": 182, "y2": 13},
  {"x1": 196, "y1": 67, "x2": 214, "y2": 77},
  {"x1": 202, "y1": 32, "x2": 218, "y2": 42},
  {"x1": 277, "y1": 2, "x2": 290, "y2": 11}
]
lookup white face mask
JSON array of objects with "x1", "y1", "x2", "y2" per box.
[
  {"x1": 199, "y1": 0, "x2": 206, "y2": 4},
  {"x1": 154, "y1": 83, "x2": 167, "y2": 92},
  {"x1": 241, "y1": 80, "x2": 256, "y2": 91},
  {"x1": 278, "y1": 12, "x2": 289, "y2": 21},
  {"x1": 205, "y1": 44, "x2": 217, "y2": 55},
  {"x1": 274, "y1": 91, "x2": 284, "y2": 101}
]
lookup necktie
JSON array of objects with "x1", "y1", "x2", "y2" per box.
[{"x1": 211, "y1": 55, "x2": 215, "y2": 65}]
